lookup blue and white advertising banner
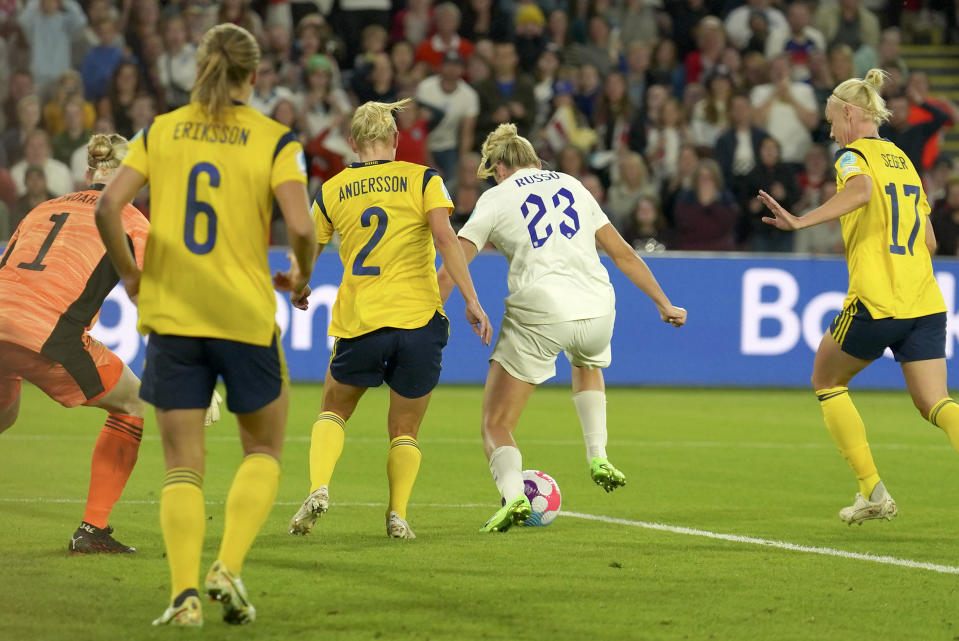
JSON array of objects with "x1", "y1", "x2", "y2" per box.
[{"x1": 85, "y1": 251, "x2": 959, "y2": 389}]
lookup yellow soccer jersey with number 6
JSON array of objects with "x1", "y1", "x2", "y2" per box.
[
  {"x1": 834, "y1": 136, "x2": 945, "y2": 319},
  {"x1": 122, "y1": 102, "x2": 307, "y2": 346},
  {"x1": 312, "y1": 160, "x2": 454, "y2": 339}
]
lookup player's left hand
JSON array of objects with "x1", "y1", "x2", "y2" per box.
[
  {"x1": 660, "y1": 305, "x2": 687, "y2": 327},
  {"x1": 465, "y1": 298, "x2": 493, "y2": 346},
  {"x1": 758, "y1": 190, "x2": 802, "y2": 231},
  {"x1": 122, "y1": 269, "x2": 141, "y2": 305},
  {"x1": 273, "y1": 251, "x2": 309, "y2": 294}
]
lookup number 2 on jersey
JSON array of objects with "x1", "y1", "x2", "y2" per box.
[
  {"x1": 885, "y1": 182, "x2": 921, "y2": 256},
  {"x1": 184, "y1": 162, "x2": 219, "y2": 255},
  {"x1": 520, "y1": 188, "x2": 580, "y2": 248},
  {"x1": 352, "y1": 206, "x2": 388, "y2": 276}
]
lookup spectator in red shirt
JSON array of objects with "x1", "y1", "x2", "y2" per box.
[
  {"x1": 414, "y1": 2, "x2": 474, "y2": 71},
  {"x1": 905, "y1": 72, "x2": 959, "y2": 171}
]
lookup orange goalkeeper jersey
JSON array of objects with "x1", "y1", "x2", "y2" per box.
[{"x1": 0, "y1": 189, "x2": 149, "y2": 352}]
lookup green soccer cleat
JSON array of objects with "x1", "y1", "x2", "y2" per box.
[
  {"x1": 480, "y1": 495, "x2": 531, "y2": 533},
  {"x1": 204, "y1": 560, "x2": 256, "y2": 625},
  {"x1": 152, "y1": 593, "x2": 203, "y2": 627},
  {"x1": 590, "y1": 457, "x2": 626, "y2": 493}
]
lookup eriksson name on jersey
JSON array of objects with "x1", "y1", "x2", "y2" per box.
[
  {"x1": 338, "y1": 176, "x2": 409, "y2": 202},
  {"x1": 514, "y1": 171, "x2": 560, "y2": 187},
  {"x1": 172, "y1": 122, "x2": 252, "y2": 145}
]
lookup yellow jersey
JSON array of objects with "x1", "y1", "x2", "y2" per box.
[
  {"x1": 123, "y1": 102, "x2": 307, "y2": 345},
  {"x1": 835, "y1": 137, "x2": 945, "y2": 319},
  {"x1": 313, "y1": 160, "x2": 453, "y2": 338}
]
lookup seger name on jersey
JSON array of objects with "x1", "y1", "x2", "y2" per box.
[
  {"x1": 172, "y1": 122, "x2": 251, "y2": 145},
  {"x1": 338, "y1": 176, "x2": 409, "y2": 201},
  {"x1": 880, "y1": 153, "x2": 908, "y2": 170},
  {"x1": 514, "y1": 171, "x2": 560, "y2": 188}
]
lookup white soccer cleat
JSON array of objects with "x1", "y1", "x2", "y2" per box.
[
  {"x1": 289, "y1": 486, "x2": 329, "y2": 535},
  {"x1": 386, "y1": 511, "x2": 416, "y2": 539},
  {"x1": 838, "y1": 484, "x2": 898, "y2": 525},
  {"x1": 204, "y1": 390, "x2": 223, "y2": 427}
]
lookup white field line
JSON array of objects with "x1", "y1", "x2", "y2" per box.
[
  {"x1": 2, "y1": 497, "x2": 958, "y2": 575},
  {"x1": 1, "y1": 433, "x2": 952, "y2": 451}
]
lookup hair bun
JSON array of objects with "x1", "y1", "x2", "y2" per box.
[
  {"x1": 863, "y1": 68, "x2": 887, "y2": 91},
  {"x1": 87, "y1": 133, "x2": 115, "y2": 162}
]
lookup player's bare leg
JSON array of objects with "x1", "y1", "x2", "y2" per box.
[
  {"x1": 479, "y1": 361, "x2": 536, "y2": 532},
  {"x1": 0, "y1": 392, "x2": 20, "y2": 433},
  {"x1": 812, "y1": 333, "x2": 895, "y2": 524},
  {"x1": 901, "y1": 357, "x2": 959, "y2": 455},
  {"x1": 572, "y1": 365, "x2": 625, "y2": 492},
  {"x1": 290, "y1": 370, "x2": 366, "y2": 535}
]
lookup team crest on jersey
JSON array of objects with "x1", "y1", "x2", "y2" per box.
[{"x1": 839, "y1": 151, "x2": 857, "y2": 168}]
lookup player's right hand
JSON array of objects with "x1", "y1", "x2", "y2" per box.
[
  {"x1": 465, "y1": 299, "x2": 493, "y2": 346},
  {"x1": 122, "y1": 269, "x2": 141, "y2": 305},
  {"x1": 290, "y1": 285, "x2": 311, "y2": 310},
  {"x1": 660, "y1": 305, "x2": 687, "y2": 327}
]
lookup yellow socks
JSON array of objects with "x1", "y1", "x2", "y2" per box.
[
  {"x1": 387, "y1": 435, "x2": 421, "y2": 519},
  {"x1": 929, "y1": 398, "x2": 959, "y2": 451},
  {"x1": 160, "y1": 468, "x2": 205, "y2": 602},
  {"x1": 310, "y1": 412, "x2": 346, "y2": 492},
  {"x1": 217, "y1": 453, "x2": 280, "y2": 576},
  {"x1": 816, "y1": 387, "x2": 880, "y2": 497}
]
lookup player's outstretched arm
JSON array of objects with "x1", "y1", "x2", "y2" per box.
[
  {"x1": 437, "y1": 237, "x2": 479, "y2": 303},
  {"x1": 428, "y1": 208, "x2": 492, "y2": 345},
  {"x1": 95, "y1": 165, "x2": 147, "y2": 303},
  {"x1": 759, "y1": 174, "x2": 871, "y2": 231},
  {"x1": 273, "y1": 180, "x2": 317, "y2": 301},
  {"x1": 595, "y1": 223, "x2": 686, "y2": 327}
]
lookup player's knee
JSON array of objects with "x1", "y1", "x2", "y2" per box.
[{"x1": 0, "y1": 398, "x2": 20, "y2": 433}]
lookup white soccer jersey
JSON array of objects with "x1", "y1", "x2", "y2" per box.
[{"x1": 458, "y1": 167, "x2": 616, "y2": 324}]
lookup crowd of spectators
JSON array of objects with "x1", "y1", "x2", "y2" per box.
[{"x1": 1, "y1": 0, "x2": 959, "y2": 255}]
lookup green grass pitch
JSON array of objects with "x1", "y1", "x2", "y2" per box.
[{"x1": 2, "y1": 382, "x2": 958, "y2": 640}]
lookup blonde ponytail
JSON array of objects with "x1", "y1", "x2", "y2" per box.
[
  {"x1": 350, "y1": 98, "x2": 411, "y2": 151},
  {"x1": 192, "y1": 24, "x2": 259, "y2": 121},
  {"x1": 831, "y1": 68, "x2": 892, "y2": 126},
  {"x1": 87, "y1": 133, "x2": 129, "y2": 184},
  {"x1": 477, "y1": 123, "x2": 539, "y2": 179}
]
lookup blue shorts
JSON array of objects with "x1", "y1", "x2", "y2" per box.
[
  {"x1": 329, "y1": 312, "x2": 449, "y2": 399},
  {"x1": 829, "y1": 299, "x2": 946, "y2": 362},
  {"x1": 141, "y1": 330, "x2": 287, "y2": 414}
]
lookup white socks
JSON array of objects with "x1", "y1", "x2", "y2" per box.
[
  {"x1": 573, "y1": 390, "x2": 608, "y2": 461},
  {"x1": 488, "y1": 445, "x2": 525, "y2": 501}
]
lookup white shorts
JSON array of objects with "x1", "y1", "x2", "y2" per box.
[{"x1": 491, "y1": 312, "x2": 615, "y2": 385}]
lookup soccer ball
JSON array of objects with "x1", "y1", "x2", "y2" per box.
[{"x1": 520, "y1": 470, "x2": 561, "y2": 527}]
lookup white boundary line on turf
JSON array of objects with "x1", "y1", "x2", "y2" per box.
[
  {"x1": 1, "y1": 433, "x2": 953, "y2": 451},
  {"x1": 3, "y1": 497, "x2": 959, "y2": 575},
  {"x1": 562, "y1": 511, "x2": 959, "y2": 575}
]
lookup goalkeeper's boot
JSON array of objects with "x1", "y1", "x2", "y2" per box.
[
  {"x1": 205, "y1": 560, "x2": 256, "y2": 625},
  {"x1": 288, "y1": 485, "x2": 329, "y2": 535},
  {"x1": 839, "y1": 482, "x2": 898, "y2": 525},
  {"x1": 69, "y1": 521, "x2": 136, "y2": 554},
  {"x1": 386, "y1": 511, "x2": 416, "y2": 539},
  {"x1": 590, "y1": 457, "x2": 627, "y2": 493},
  {"x1": 152, "y1": 591, "x2": 203, "y2": 627},
  {"x1": 480, "y1": 495, "x2": 531, "y2": 533}
]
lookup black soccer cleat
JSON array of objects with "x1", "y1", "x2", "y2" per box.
[{"x1": 68, "y1": 521, "x2": 136, "y2": 554}]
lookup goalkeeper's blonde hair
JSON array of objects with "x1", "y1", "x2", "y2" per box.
[
  {"x1": 350, "y1": 98, "x2": 411, "y2": 151},
  {"x1": 477, "y1": 123, "x2": 539, "y2": 179},
  {"x1": 87, "y1": 133, "x2": 129, "y2": 184},
  {"x1": 830, "y1": 68, "x2": 892, "y2": 126}
]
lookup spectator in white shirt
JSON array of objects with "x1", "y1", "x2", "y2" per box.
[
  {"x1": 749, "y1": 54, "x2": 819, "y2": 165},
  {"x1": 415, "y1": 50, "x2": 480, "y2": 184},
  {"x1": 724, "y1": 0, "x2": 786, "y2": 50},
  {"x1": 17, "y1": 0, "x2": 88, "y2": 95},
  {"x1": 248, "y1": 56, "x2": 296, "y2": 117},
  {"x1": 11, "y1": 129, "x2": 74, "y2": 197},
  {"x1": 765, "y1": 0, "x2": 825, "y2": 80},
  {"x1": 157, "y1": 15, "x2": 197, "y2": 110}
]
